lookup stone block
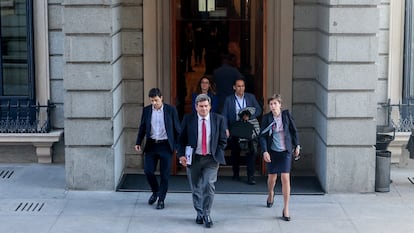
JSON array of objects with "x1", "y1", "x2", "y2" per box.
[
  {"x1": 377, "y1": 55, "x2": 389, "y2": 79},
  {"x1": 293, "y1": 80, "x2": 316, "y2": 104},
  {"x1": 293, "y1": 56, "x2": 317, "y2": 78},
  {"x1": 123, "y1": 80, "x2": 143, "y2": 103},
  {"x1": 318, "y1": 0, "x2": 381, "y2": 5},
  {"x1": 119, "y1": 5, "x2": 143, "y2": 29},
  {"x1": 326, "y1": 119, "x2": 376, "y2": 145},
  {"x1": 121, "y1": 31, "x2": 143, "y2": 55},
  {"x1": 376, "y1": 79, "x2": 388, "y2": 103},
  {"x1": 51, "y1": 80, "x2": 64, "y2": 103},
  {"x1": 51, "y1": 104, "x2": 64, "y2": 129},
  {"x1": 325, "y1": 8, "x2": 379, "y2": 34},
  {"x1": 112, "y1": 56, "x2": 143, "y2": 87},
  {"x1": 322, "y1": 63, "x2": 377, "y2": 90},
  {"x1": 63, "y1": 6, "x2": 111, "y2": 34},
  {"x1": 326, "y1": 35, "x2": 378, "y2": 62},
  {"x1": 123, "y1": 104, "x2": 141, "y2": 128},
  {"x1": 65, "y1": 92, "x2": 113, "y2": 118},
  {"x1": 327, "y1": 92, "x2": 376, "y2": 118},
  {"x1": 291, "y1": 104, "x2": 315, "y2": 128},
  {"x1": 293, "y1": 31, "x2": 317, "y2": 54},
  {"x1": 65, "y1": 147, "x2": 115, "y2": 190},
  {"x1": 326, "y1": 147, "x2": 375, "y2": 193},
  {"x1": 378, "y1": 30, "x2": 389, "y2": 54},
  {"x1": 50, "y1": 55, "x2": 64, "y2": 80},
  {"x1": 65, "y1": 36, "x2": 112, "y2": 62},
  {"x1": 48, "y1": 4, "x2": 63, "y2": 30},
  {"x1": 113, "y1": 137, "x2": 125, "y2": 187},
  {"x1": 379, "y1": 4, "x2": 390, "y2": 29},
  {"x1": 294, "y1": 5, "x2": 317, "y2": 29},
  {"x1": 62, "y1": 0, "x2": 111, "y2": 5},
  {"x1": 113, "y1": 0, "x2": 143, "y2": 4},
  {"x1": 63, "y1": 64, "x2": 113, "y2": 90},
  {"x1": 49, "y1": 31, "x2": 64, "y2": 55},
  {"x1": 124, "y1": 129, "x2": 138, "y2": 155},
  {"x1": 64, "y1": 120, "x2": 113, "y2": 145}
]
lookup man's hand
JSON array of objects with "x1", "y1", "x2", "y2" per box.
[
  {"x1": 134, "y1": 145, "x2": 141, "y2": 152},
  {"x1": 179, "y1": 156, "x2": 187, "y2": 167}
]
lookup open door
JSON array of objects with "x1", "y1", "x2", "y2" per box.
[
  {"x1": 172, "y1": 0, "x2": 264, "y2": 120},
  {"x1": 171, "y1": 0, "x2": 264, "y2": 175}
]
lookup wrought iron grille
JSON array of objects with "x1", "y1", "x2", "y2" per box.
[
  {"x1": 0, "y1": 100, "x2": 55, "y2": 133},
  {"x1": 379, "y1": 99, "x2": 414, "y2": 132}
]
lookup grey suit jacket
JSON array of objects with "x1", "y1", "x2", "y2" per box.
[{"x1": 177, "y1": 112, "x2": 227, "y2": 165}]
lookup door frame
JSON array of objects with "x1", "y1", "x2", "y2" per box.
[{"x1": 143, "y1": 0, "x2": 293, "y2": 110}]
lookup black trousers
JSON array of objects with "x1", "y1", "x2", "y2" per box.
[
  {"x1": 143, "y1": 141, "x2": 172, "y2": 201},
  {"x1": 229, "y1": 137, "x2": 257, "y2": 178}
]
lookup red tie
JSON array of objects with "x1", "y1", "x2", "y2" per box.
[{"x1": 202, "y1": 119, "x2": 207, "y2": 155}]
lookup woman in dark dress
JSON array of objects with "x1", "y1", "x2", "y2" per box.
[{"x1": 259, "y1": 94, "x2": 301, "y2": 221}]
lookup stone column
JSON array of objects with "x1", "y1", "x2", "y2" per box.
[
  {"x1": 316, "y1": 1, "x2": 379, "y2": 192},
  {"x1": 62, "y1": 0, "x2": 114, "y2": 190}
]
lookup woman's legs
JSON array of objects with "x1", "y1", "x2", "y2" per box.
[
  {"x1": 280, "y1": 172, "x2": 291, "y2": 216},
  {"x1": 267, "y1": 173, "x2": 277, "y2": 203}
]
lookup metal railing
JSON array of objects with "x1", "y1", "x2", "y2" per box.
[
  {"x1": 0, "y1": 100, "x2": 55, "y2": 133},
  {"x1": 379, "y1": 99, "x2": 414, "y2": 132}
]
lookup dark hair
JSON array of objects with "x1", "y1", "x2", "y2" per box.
[
  {"x1": 196, "y1": 75, "x2": 216, "y2": 95},
  {"x1": 148, "y1": 88, "x2": 162, "y2": 98},
  {"x1": 233, "y1": 77, "x2": 245, "y2": 86}
]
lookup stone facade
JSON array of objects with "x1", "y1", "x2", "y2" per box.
[
  {"x1": 293, "y1": 0, "x2": 381, "y2": 192},
  {"x1": 0, "y1": 0, "x2": 391, "y2": 192}
]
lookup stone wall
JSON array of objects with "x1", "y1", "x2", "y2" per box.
[
  {"x1": 293, "y1": 0, "x2": 380, "y2": 192},
  {"x1": 62, "y1": 0, "x2": 115, "y2": 190}
]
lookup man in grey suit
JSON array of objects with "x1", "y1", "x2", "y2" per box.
[{"x1": 177, "y1": 94, "x2": 227, "y2": 228}]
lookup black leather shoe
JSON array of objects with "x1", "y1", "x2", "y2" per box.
[
  {"x1": 195, "y1": 215, "x2": 204, "y2": 224},
  {"x1": 203, "y1": 215, "x2": 213, "y2": 228},
  {"x1": 156, "y1": 200, "x2": 164, "y2": 209},
  {"x1": 148, "y1": 194, "x2": 158, "y2": 205},
  {"x1": 282, "y1": 209, "x2": 291, "y2": 221},
  {"x1": 248, "y1": 176, "x2": 256, "y2": 185},
  {"x1": 266, "y1": 200, "x2": 273, "y2": 208}
]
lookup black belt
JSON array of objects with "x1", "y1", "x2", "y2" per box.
[
  {"x1": 195, "y1": 153, "x2": 212, "y2": 156},
  {"x1": 150, "y1": 139, "x2": 168, "y2": 144}
]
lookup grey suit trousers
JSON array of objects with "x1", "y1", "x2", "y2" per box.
[{"x1": 187, "y1": 154, "x2": 219, "y2": 216}]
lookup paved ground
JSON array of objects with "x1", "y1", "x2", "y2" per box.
[{"x1": 0, "y1": 162, "x2": 413, "y2": 233}]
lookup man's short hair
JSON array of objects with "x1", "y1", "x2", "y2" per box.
[
  {"x1": 148, "y1": 88, "x2": 162, "y2": 98},
  {"x1": 234, "y1": 77, "x2": 245, "y2": 86},
  {"x1": 195, "y1": 94, "x2": 211, "y2": 105}
]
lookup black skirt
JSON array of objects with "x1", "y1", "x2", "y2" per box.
[{"x1": 266, "y1": 150, "x2": 292, "y2": 174}]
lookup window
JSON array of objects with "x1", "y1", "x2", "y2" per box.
[{"x1": 0, "y1": 0, "x2": 35, "y2": 123}]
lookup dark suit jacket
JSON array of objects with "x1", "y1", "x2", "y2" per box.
[
  {"x1": 177, "y1": 112, "x2": 227, "y2": 165},
  {"x1": 222, "y1": 92, "x2": 262, "y2": 127},
  {"x1": 135, "y1": 104, "x2": 181, "y2": 153},
  {"x1": 259, "y1": 110, "x2": 299, "y2": 153}
]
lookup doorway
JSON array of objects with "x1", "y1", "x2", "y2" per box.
[{"x1": 172, "y1": 0, "x2": 264, "y2": 119}]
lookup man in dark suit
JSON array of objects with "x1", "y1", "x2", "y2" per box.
[
  {"x1": 213, "y1": 53, "x2": 243, "y2": 112},
  {"x1": 222, "y1": 78, "x2": 262, "y2": 184},
  {"x1": 177, "y1": 94, "x2": 227, "y2": 228},
  {"x1": 135, "y1": 88, "x2": 181, "y2": 210}
]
